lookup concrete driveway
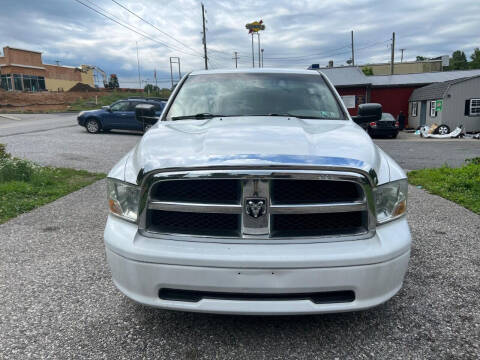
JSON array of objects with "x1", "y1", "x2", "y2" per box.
[{"x1": 1, "y1": 115, "x2": 479, "y2": 358}]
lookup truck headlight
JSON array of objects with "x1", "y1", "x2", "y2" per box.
[
  {"x1": 374, "y1": 179, "x2": 408, "y2": 224},
  {"x1": 107, "y1": 178, "x2": 140, "y2": 222}
]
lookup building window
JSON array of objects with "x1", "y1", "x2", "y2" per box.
[
  {"x1": 411, "y1": 102, "x2": 417, "y2": 116},
  {"x1": 470, "y1": 99, "x2": 480, "y2": 116},
  {"x1": 430, "y1": 100, "x2": 436, "y2": 117},
  {"x1": 1, "y1": 74, "x2": 13, "y2": 91},
  {"x1": 38, "y1": 76, "x2": 46, "y2": 90},
  {"x1": 23, "y1": 75, "x2": 32, "y2": 91},
  {"x1": 13, "y1": 74, "x2": 23, "y2": 91}
]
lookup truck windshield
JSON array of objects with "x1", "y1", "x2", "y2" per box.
[{"x1": 166, "y1": 73, "x2": 347, "y2": 120}]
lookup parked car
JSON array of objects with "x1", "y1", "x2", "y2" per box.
[
  {"x1": 77, "y1": 98, "x2": 165, "y2": 133},
  {"x1": 366, "y1": 112, "x2": 399, "y2": 138},
  {"x1": 104, "y1": 69, "x2": 411, "y2": 315}
]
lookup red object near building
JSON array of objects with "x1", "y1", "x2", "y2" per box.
[
  {"x1": 370, "y1": 87, "x2": 418, "y2": 127},
  {"x1": 335, "y1": 87, "x2": 368, "y2": 116}
]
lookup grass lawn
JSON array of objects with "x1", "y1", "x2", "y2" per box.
[
  {"x1": 0, "y1": 145, "x2": 105, "y2": 224},
  {"x1": 408, "y1": 158, "x2": 480, "y2": 214}
]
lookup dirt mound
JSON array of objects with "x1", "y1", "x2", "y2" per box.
[
  {"x1": 68, "y1": 83, "x2": 98, "y2": 92},
  {"x1": 0, "y1": 90, "x2": 109, "y2": 112}
]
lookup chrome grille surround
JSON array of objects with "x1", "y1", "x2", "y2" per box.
[{"x1": 137, "y1": 168, "x2": 376, "y2": 244}]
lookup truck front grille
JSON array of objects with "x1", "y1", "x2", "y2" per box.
[
  {"x1": 149, "y1": 210, "x2": 240, "y2": 237},
  {"x1": 151, "y1": 179, "x2": 241, "y2": 204},
  {"x1": 271, "y1": 180, "x2": 361, "y2": 204},
  {"x1": 271, "y1": 212, "x2": 365, "y2": 237},
  {"x1": 142, "y1": 171, "x2": 372, "y2": 240}
]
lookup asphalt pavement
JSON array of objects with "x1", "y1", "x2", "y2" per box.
[{"x1": 1, "y1": 114, "x2": 479, "y2": 358}]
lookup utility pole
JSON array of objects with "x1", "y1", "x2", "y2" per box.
[
  {"x1": 390, "y1": 32, "x2": 395, "y2": 75},
  {"x1": 351, "y1": 30, "x2": 355, "y2": 66},
  {"x1": 261, "y1": 48, "x2": 264, "y2": 68},
  {"x1": 136, "y1": 41, "x2": 141, "y2": 89},
  {"x1": 257, "y1": 32, "x2": 261, "y2": 68},
  {"x1": 400, "y1": 48, "x2": 405, "y2": 63},
  {"x1": 154, "y1": 68, "x2": 157, "y2": 88},
  {"x1": 251, "y1": 33, "x2": 255, "y2": 68},
  {"x1": 169, "y1": 57, "x2": 181, "y2": 90},
  {"x1": 201, "y1": 3, "x2": 208, "y2": 70},
  {"x1": 233, "y1": 51, "x2": 239, "y2": 68}
]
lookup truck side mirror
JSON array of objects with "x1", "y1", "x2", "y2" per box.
[
  {"x1": 135, "y1": 104, "x2": 158, "y2": 125},
  {"x1": 352, "y1": 103, "x2": 382, "y2": 124}
]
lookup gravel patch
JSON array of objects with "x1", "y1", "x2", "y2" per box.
[
  {"x1": 374, "y1": 135, "x2": 480, "y2": 170},
  {"x1": 0, "y1": 182, "x2": 478, "y2": 359}
]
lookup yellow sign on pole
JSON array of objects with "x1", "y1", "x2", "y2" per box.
[{"x1": 246, "y1": 20, "x2": 265, "y2": 33}]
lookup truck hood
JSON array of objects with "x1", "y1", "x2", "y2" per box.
[{"x1": 122, "y1": 117, "x2": 388, "y2": 185}]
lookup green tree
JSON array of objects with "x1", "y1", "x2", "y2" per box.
[
  {"x1": 470, "y1": 48, "x2": 480, "y2": 69},
  {"x1": 450, "y1": 50, "x2": 468, "y2": 70},
  {"x1": 144, "y1": 84, "x2": 160, "y2": 94},
  {"x1": 416, "y1": 56, "x2": 427, "y2": 61},
  {"x1": 362, "y1": 67, "x2": 373, "y2": 76}
]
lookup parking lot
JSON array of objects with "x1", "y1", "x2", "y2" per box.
[{"x1": 1, "y1": 114, "x2": 479, "y2": 358}]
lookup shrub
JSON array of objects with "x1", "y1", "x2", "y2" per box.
[{"x1": 0, "y1": 145, "x2": 35, "y2": 182}]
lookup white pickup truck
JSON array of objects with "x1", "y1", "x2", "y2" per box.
[{"x1": 104, "y1": 69, "x2": 411, "y2": 315}]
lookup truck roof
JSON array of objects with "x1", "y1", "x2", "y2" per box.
[{"x1": 190, "y1": 68, "x2": 320, "y2": 76}]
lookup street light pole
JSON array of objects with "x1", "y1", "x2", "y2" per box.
[
  {"x1": 136, "y1": 41, "x2": 141, "y2": 89},
  {"x1": 251, "y1": 33, "x2": 255, "y2": 68},
  {"x1": 233, "y1": 51, "x2": 239, "y2": 68},
  {"x1": 257, "y1": 32, "x2": 261, "y2": 68}
]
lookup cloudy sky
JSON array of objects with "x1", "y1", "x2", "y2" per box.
[{"x1": 1, "y1": 0, "x2": 478, "y2": 88}]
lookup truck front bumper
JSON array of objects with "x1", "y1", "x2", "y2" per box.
[{"x1": 104, "y1": 215, "x2": 411, "y2": 315}]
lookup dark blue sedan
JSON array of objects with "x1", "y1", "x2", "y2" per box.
[{"x1": 77, "y1": 98, "x2": 165, "y2": 133}]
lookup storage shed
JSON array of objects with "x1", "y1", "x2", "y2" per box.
[{"x1": 408, "y1": 75, "x2": 480, "y2": 132}]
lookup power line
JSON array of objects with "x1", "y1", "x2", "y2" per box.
[
  {"x1": 73, "y1": 0, "x2": 202, "y2": 58},
  {"x1": 263, "y1": 44, "x2": 350, "y2": 60},
  {"x1": 110, "y1": 0, "x2": 204, "y2": 57}
]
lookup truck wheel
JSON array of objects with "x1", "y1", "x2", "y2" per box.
[
  {"x1": 435, "y1": 124, "x2": 450, "y2": 135},
  {"x1": 85, "y1": 119, "x2": 100, "y2": 133}
]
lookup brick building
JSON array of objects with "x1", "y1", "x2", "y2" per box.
[{"x1": 0, "y1": 46, "x2": 94, "y2": 92}]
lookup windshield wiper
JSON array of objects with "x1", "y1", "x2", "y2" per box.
[
  {"x1": 251, "y1": 113, "x2": 328, "y2": 119},
  {"x1": 171, "y1": 113, "x2": 224, "y2": 120}
]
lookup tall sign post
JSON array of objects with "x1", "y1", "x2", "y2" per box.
[{"x1": 246, "y1": 20, "x2": 265, "y2": 69}]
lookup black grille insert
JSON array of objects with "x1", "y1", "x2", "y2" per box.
[
  {"x1": 151, "y1": 179, "x2": 241, "y2": 204},
  {"x1": 272, "y1": 211, "x2": 366, "y2": 237},
  {"x1": 159, "y1": 288, "x2": 355, "y2": 304},
  {"x1": 271, "y1": 180, "x2": 361, "y2": 204},
  {"x1": 149, "y1": 210, "x2": 240, "y2": 237}
]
